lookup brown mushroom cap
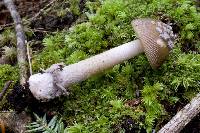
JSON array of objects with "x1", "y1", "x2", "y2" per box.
[{"x1": 132, "y1": 18, "x2": 175, "y2": 68}]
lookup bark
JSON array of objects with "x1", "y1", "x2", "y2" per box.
[
  {"x1": 3, "y1": 0, "x2": 28, "y2": 85},
  {"x1": 158, "y1": 93, "x2": 200, "y2": 133}
]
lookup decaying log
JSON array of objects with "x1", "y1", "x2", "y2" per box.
[
  {"x1": 3, "y1": 0, "x2": 28, "y2": 85},
  {"x1": 158, "y1": 93, "x2": 200, "y2": 133}
]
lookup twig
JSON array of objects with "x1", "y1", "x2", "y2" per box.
[
  {"x1": 0, "y1": 0, "x2": 52, "y2": 29},
  {"x1": 158, "y1": 93, "x2": 200, "y2": 133},
  {"x1": 28, "y1": 28, "x2": 58, "y2": 34},
  {"x1": 0, "y1": 81, "x2": 12, "y2": 101},
  {"x1": 26, "y1": 0, "x2": 57, "y2": 22},
  {"x1": 0, "y1": 23, "x2": 14, "y2": 29},
  {"x1": 27, "y1": 42, "x2": 32, "y2": 75},
  {"x1": 0, "y1": 0, "x2": 57, "y2": 31},
  {"x1": 3, "y1": 0, "x2": 29, "y2": 85}
]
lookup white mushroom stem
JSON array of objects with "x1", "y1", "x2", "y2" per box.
[
  {"x1": 59, "y1": 40, "x2": 143, "y2": 87},
  {"x1": 29, "y1": 40, "x2": 143, "y2": 101}
]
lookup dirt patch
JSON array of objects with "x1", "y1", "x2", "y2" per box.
[
  {"x1": 6, "y1": 82, "x2": 65, "y2": 119},
  {"x1": 30, "y1": 11, "x2": 76, "y2": 31},
  {"x1": 0, "y1": 0, "x2": 49, "y2": 25}
]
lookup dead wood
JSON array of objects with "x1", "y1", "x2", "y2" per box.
[
  {"x1": 3, "y1": 0, "x2": 29, "y2": 85},
  {"x1": 158, "y1": 93, "x2": 200, "y2": 133}
]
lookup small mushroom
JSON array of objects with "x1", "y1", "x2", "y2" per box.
[{"x1": 29, "y1": 18, "x2": 176, "y2": 101}]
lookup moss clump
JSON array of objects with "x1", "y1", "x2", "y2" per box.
[
  {"x1": 0, "y1": 65, "x2": 19, "y2": 90},
  {"x1": 0, "y1": 65, "x2": 19, "y2": 109},
  {"x1": 29, "y1": 0, "x2": 200, "y2": 132},
  {"x1": 32, "y1": 33, "x2": 66, "y2": 71},
  {"x1": 0, "y1": 29, "x2": 16, "y2": 48}
]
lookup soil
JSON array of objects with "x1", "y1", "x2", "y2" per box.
[
  {"x1": 6, "y1": 83, "x2": 65, "y2": 117},
  {"x1": 0, "y1": 0, "x2": 49, "y2": 25}
]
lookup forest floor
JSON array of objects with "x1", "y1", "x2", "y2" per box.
[{"x1": 0, "y1": 0, "x2": 200, "y2": 132}]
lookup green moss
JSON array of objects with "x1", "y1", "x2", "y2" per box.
[
  {"x1": 32, "y1": 33, "x2": 66, "y2": 71},
  {"x1": 0, "y1": 29, "x2": 16, "y2": 47},
  {"x1": 0, "y1": 65, "x2": 19, "y2": 109},
  {"x1": 0, "y1": 65, "x2": 19, "y2": 90},
  {"x1": 31, "y1": 0, "x2": 200, "y2": 132},
  {"x1": 142, "y1": 83, "x2": 165, "y2": 132},
  {"x1": 69, "y1": 0, "x2": 81, "y2": 15}
]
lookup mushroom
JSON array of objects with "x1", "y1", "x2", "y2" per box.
[{"x1": 29, "y1": 18, "x2": 176, "y2": 101}]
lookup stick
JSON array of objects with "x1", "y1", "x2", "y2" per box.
[
  {"x1": 0, "y1": 0, "x2": 56, "y2": 29},
  {"x1": 27, "y1": 42, "x2": 32, "y2": 75},
  {"x1": 0, "y1": 81, "x2": 12, "y2": 101},
  {"x1": 27, "y1": 0, "x2": 57, "y2": 22},
  {"x1": 0, "y1": 23, "x2": 14, "y2": 29},
  {"x1": 158, "y1": 93, "x2": 200, "y2": 133},
  {"x1": 3, "y1": 0, "x2": 29, "y2": 85}
]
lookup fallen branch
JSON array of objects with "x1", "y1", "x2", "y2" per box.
[
  {"x1": 0, "y1": 81, "x2": 12, "y2": 101},
  {"x1": 158, "y1": 93, "x2": 200, "y2": 133},
  {"x1": 3, "y1": 0, "x2": 29, "y2": 85}
]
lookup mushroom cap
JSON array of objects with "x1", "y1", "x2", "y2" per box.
[{"x1": 132, "y1": 18, "x2": 175, "y2": 68}]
